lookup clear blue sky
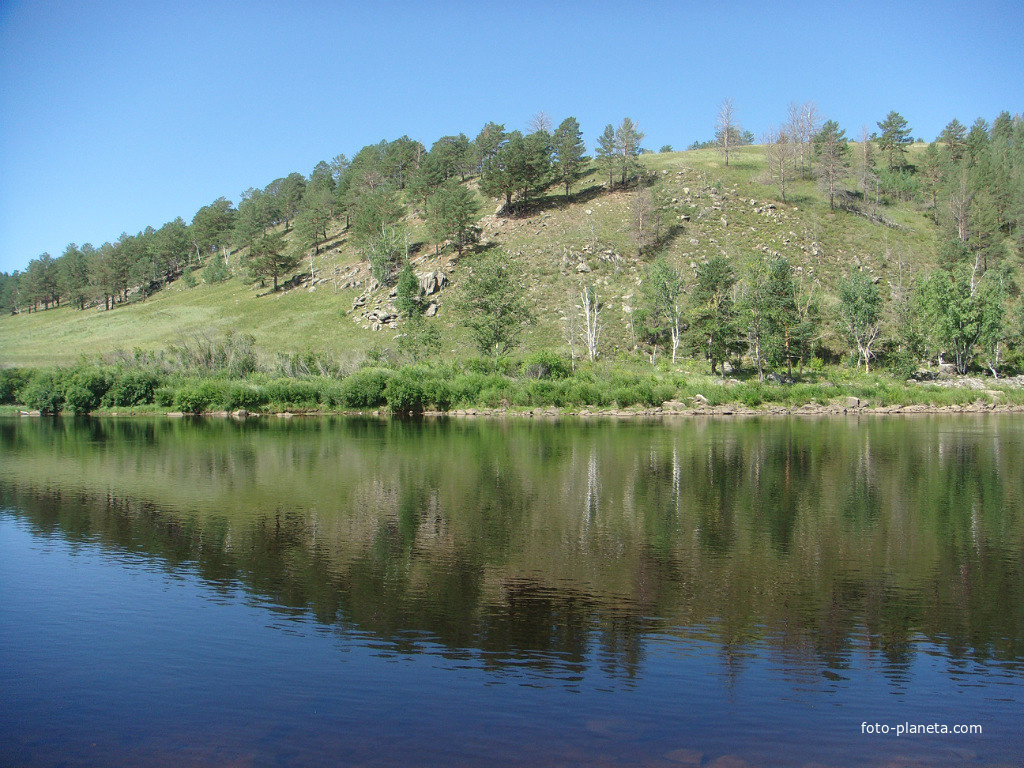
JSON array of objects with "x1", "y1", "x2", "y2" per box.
[{"x1": 1, "y1": 0, "x2": 1021, "y2": 273}]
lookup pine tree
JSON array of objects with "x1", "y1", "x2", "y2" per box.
[
  {"x1": 615, "y1": 117, "x2": 645, "y2": 187},
  {"x1": 552, "y1": 117, "x2": 588, "y2": 199},
  {"x1": 595, "y1": 124, "x2": 617, "y2": 189},
  {"x1": 812, "y1": 120, "x2": 850, "y2": 210},
  {"x1": 426, "y1": 181, "x2": 479, "y2": 255},
  {"x1": 876, "y1": 111, "x2": 913, "y2": 171},
  {"x1": 245, "y1": 231, "x2": 295, "y2": 292},
  {"x1": 938, "y1": 119, "x2": 967, "y2": 163}
]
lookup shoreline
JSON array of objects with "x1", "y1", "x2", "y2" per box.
[{"x1": 10, "y1": 401, "x2": 1024, "y2": 420}]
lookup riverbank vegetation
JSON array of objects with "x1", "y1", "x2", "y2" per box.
[
  {"x1": 2, "y1": 105, "x2": 1023, "y2": 409},
  {"x1": 3, "y1": 348, "x2": 1024, "y2": 417}
]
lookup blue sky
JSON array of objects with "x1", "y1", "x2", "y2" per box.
[{"x1": 1, "y1": 0, "x2": 1021, "y2": 273}]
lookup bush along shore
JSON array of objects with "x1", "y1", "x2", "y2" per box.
[{"x1": 3, "y1": 356, "x2": 1024, "y2": 419}]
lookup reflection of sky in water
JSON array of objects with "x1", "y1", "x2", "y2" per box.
[
  {"x1": 2, "y1": 511, "x2": 1020, "y2": 768},
  {"x1": 2, "y1": 415, "x2": 1024, "y2": 766}
]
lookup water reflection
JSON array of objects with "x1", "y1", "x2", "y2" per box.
[{"x1": 3, "y1": 415, "x2": 1023, "y2": 683}]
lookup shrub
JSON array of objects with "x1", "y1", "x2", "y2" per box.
[
  {"x1": 20, "y1": 370, "x2": 67, "y2": 413},
  {"x1": 263, "y1": 378, "x2": 322, "y2": 408},
  {"x1": 0, "y1": 368, "x2": 30, "y2": 404},
  {"x1": 339, "y1": 368, "x2": 392, "y2": 408},
  {"x1": 524, "y1": 379, "x2": 561, "y2": 406},
  {"x1": 522, "y1": 351, "x2": 571, "y2": 380},
  {"x1": 563, "y1": 380, "x2": 609, "y2": 407},
  {"x1": 154, "y1": 386, "x2": 176, "y2": 408},
  {"x1": 173, "y1": 385, "x2": 213, "y2": 414},
  {"x1": 104, "y1": 370, "x2": 159, "y2": 407},
  {"x1": 62, "y1": 368, "x2": 111, "y2": 414},
  {"x1": 421, "y1": 378, "x2": 453, "y2": 411},
  {"x1": 385, "y1": 372, "x2": 425, "y2": 414},
  {"x1": 739, "y1": 385, "x2": 765, "y2": 407},
  {"x1": 224, "y1": 383, "x2": 268, "y2": 411}
]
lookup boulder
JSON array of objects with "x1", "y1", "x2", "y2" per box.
[{"x1": 418, "y1": 270, "x2": 449, "y2": 296}]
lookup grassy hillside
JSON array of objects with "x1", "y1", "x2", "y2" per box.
[{"x1": 0, "y1": 143, "x2": 962, "y2": 369}]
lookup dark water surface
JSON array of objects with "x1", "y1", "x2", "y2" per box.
[{"x1": 1, "y1": 415, "x2": 1023, "y2": 767}]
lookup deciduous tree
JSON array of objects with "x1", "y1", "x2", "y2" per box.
[
  {"x1": 837, "y1": 269, "x2": 883, "y2": 371},
  {"x1": 643, "y1": 256, "x2": 686, "y2": 362},
  {"x1": 460, "y1": 250, "x2": 532, "y2": 357},
  {"x1": 687, "y1": 255, "x2": 740, "y2": 376},
  {"x1": 715, "y1": 98, "x2": 740, "y2": 167}
]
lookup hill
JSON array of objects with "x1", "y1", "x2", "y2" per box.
[{"x1": 0, "y1": 143, "x2": 961, "y2": 371}]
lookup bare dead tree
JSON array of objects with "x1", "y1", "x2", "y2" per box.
[
  {"x1": 762, "y1": 124, "x2": 795, "y2": 202},
  {"x1": 857, "y1": 125, "x2": 879, "y2": 206},
  {"x1": 528, "y1": 111, "x2": 552, "y2": 134},
  {"x1": 631, "y1": 187, "x2": 656, "y2": 256},
  {"x1": 715, "y1": 98, "x2": 739, "y2": 166},
  {"x1": 785, "y1": 101, "x2": 821, "y2": 179},
  {"x1": 580, "y1": 285, "x2": 603, "y2": 361},
  {"x1": 949, "y1": 167, "x2": 973, "y2": 243}
]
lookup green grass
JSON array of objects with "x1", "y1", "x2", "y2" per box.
[{"x1": 0, "y1": 142, "x2": 999, "y2": 372}]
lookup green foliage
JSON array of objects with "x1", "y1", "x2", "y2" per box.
[
  {"x1": 339, "y1": 368, "x2": 393, "y2": 408},
  {"x1": 103, "y1": 370, "x2": 158, "y2": 407},
  {"x1": 20, "y1": 370, "x2": 66, "y2": 412},
  {"x1": 63, "y1": 368, "x2": 111, "y2": 414},
  {"x1": 425, "y1": 180, "x2": 479, "y2": 254},
  {"x1": 688, "y1": 255, "x2": 740, "y2": 376},
  {"x1": 385, "y1": 369, "x2": 426, "y2": 413},
  {"x1": 812, "y1": 120, "x2": 850, "y2": 209},
  {"x1": 522, "y1": 350, "x2": 571, "y2": 380},
  {"x1": 595, "y1": 124, "x2": 618, "y2": 188},
  {"x1": 395, "y1": 261, "x2": 421, "y2": 320},
  {"x1": 876, "y1": 111, "x2": 913, "y2": 171},
  {"x1": 614, "y1": 117, "x2": 645, "y2": 186},
  {"x1": 154, "y1": 386, "x2": 176, "y2": 408},
  {"x1": 0, "y1": 368, "x2": 30, "y2": 404},
  {"x1": 173, "y1": 384, "x2": 213, "y2": 414},
  {"x1": 920, "y1": 264, "x2": 1004, "y2": 374},
  {"x1": 167, "y1": 332, "x2": 258, "y2": 378},
  {"x1": 262, "y1": 378, "x2": 323, "y2": 408},
  {"x1": 479, "y1": 130, "x2": 552, "y2": 214},
  {"x1": 398, "y1": 314, "x2": 441, "y2": 363},
  {"x1": 244, "y1": 231, "x2": 296, "y2": 291},
  {"x1": 293, "y1": 186, "x2": 334, "y2": 257},
  {"x1": 552, "y1": 117, "x2": 589, "y2": 198},
  {"x1": 203, "y1": 251, "x2": 231, "y2": 284},
  {"x1": 460, "y1": 250, "x2": 533, "y2": 357},
  {"x1": 837, "y1": 269, "x2": 883, "y2": 371},
  {"x1": 643, "y1": 256, "x2": 687, "y2": 362},
  {"x1": 740, "y1": 255, "x2": 801, "y2": 380}
]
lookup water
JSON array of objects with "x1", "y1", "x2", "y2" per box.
[{"x1": 1, "y1": 415, "x2": 1022, "y2": 767}]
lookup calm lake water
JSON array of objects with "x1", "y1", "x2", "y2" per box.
[{"x1": 1, "y1": 415, "x2": 1023, "y2": 768}]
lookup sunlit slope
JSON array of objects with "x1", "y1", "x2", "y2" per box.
[{"x1": 0, "y1": 144, "x2": 942, "y2": 367}]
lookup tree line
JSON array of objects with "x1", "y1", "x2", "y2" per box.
[
  {"x1": 0, "y1": 113, "x2": 649, "y2": 313},
  {"x1": 2, "y1": 105, "x2": 1023, "y2": 382}
]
